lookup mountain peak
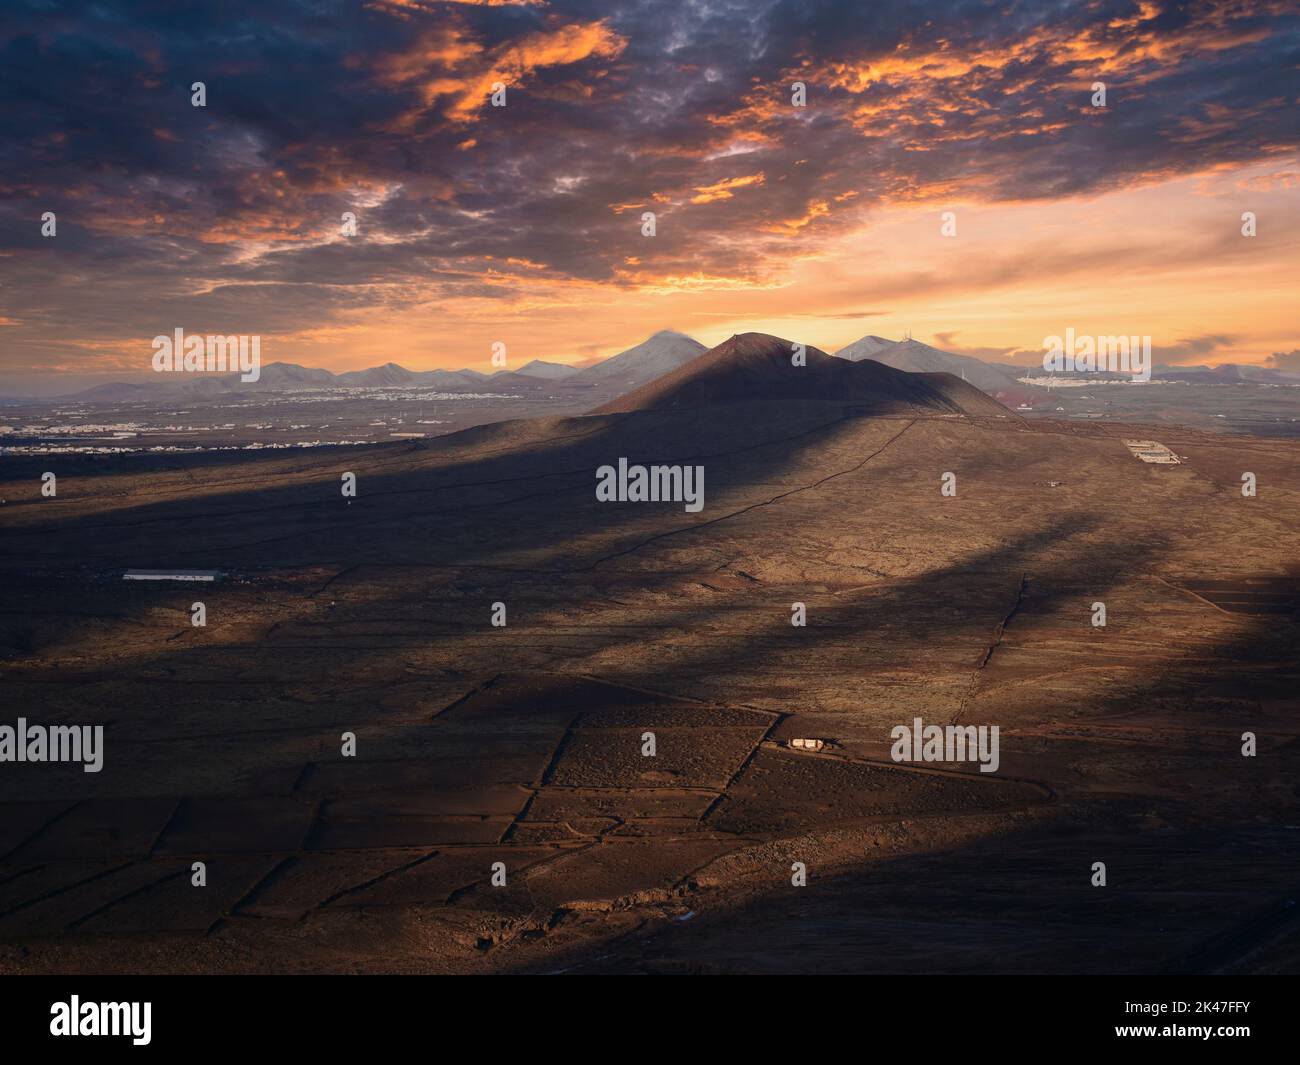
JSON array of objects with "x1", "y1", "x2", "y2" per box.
[
  {"x1": 517, "y1": 358, "x2": 579, "y2": 379},
  {"x1": 714, "y1": 331, "x2": 821, "y2": 366},
  {"x1": 833, "y1": 335, "x2": 1027, "y2": 399},
  {"x1": 593, "y1": 331, "x2": 1007, "y2": 416},
  {"x1": 574, "y1": 329, "x2": 707, "y2": 386},
  {"x1": 834, "y1": 334, "x2": 897, "y2": 361}
]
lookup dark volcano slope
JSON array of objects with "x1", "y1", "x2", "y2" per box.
[{"x1": 592, "y1": 332, "x2": 1010, "y2": 417}]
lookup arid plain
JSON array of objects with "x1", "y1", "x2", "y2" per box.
[{"x1": 1, "y1": 337, "x2": 1298, "y2": 974}]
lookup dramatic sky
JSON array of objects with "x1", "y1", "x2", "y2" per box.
[{"x1": 2, "y1": 0, "x2": 1297, "y2": 379}]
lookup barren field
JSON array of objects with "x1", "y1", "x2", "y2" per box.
[{"x1": 1, "y1": 398, "x2": 1298, "y2": 973}]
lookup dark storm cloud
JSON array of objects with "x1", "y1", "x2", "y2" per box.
[
  {"x1": 0, "y1": 0, "x2": 1295, "y2": 367},
  {"x1": 1153, "y1": 334, "x2": 1236, "y2": 362}
]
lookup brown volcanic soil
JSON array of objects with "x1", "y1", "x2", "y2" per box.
[
  {"x1": 594, "y1": 332, "x2": 1009, "y2": 417},
  {"x1": 0, "y1": 380, "x2": 1298, "y2": 974}
]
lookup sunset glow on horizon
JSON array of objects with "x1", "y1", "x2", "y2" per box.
[{"x1": 3, "y1": 0, "x2": 1296, "y2": 378}]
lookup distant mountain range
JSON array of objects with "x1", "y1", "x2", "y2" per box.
[
  {"x1": 59, "y1": 329, "x2": 706, "y2": 402},
  {"x1": 70, "y1": 360, "x2": 553, "y2": 401},
  {"x1": 26, "y1": 328, "x2": 1300, "y2": 407},
  {"x1": 1148, "y1": 362, "x2": 1300, "y2": 385},
  {"x1": 987, "y1": 359, "x2": 1300, "y2": 386},
  {"x1": 844, "y1": 339, "x2": 1300, "y2": 391},
  {"x1": 833, "y1": 335, "x2": 1031, "y2": 401}
]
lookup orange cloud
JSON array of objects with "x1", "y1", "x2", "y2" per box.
[
  {"x1": 374, "y1": 19, "x2": 626, "y2": 130},
  {"x1": 689, "y1": 173, "x2": 766, "y2": 205},
  {"x1": 762, "y1": 198, "x2": 830, "y2": 234},
  {"x1": 366, "y1": 0, "x2": 545, "y2": 17}
]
